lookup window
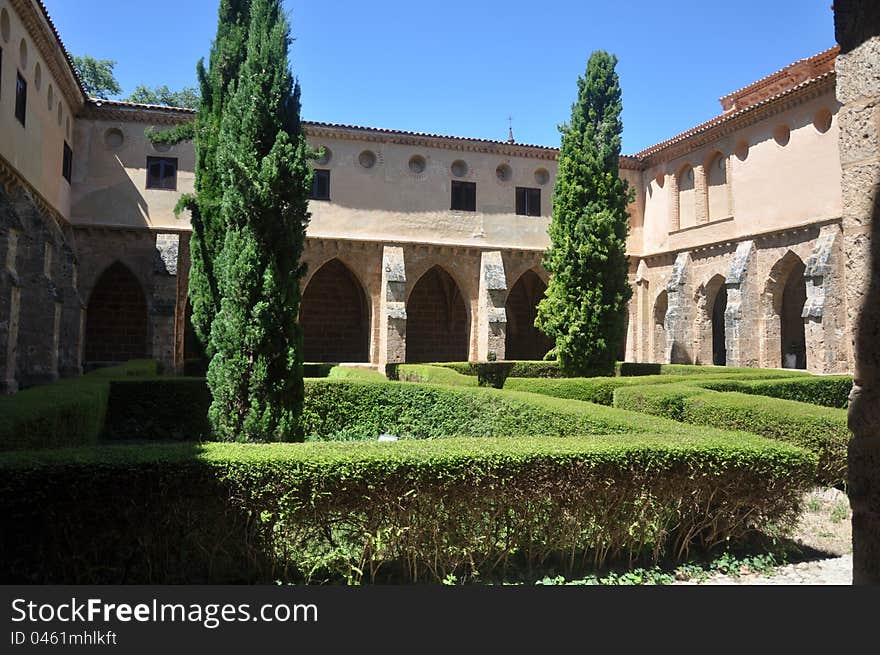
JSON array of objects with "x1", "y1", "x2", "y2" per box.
[
  {"x1": 62, "y1": 142, "x2": 72, "y2": 183},
  {"x1": 310, "y1": 169, "x2": 330, "y2": 200},
  {"x1": 451, "y1": 180, "x2": 476, "y2": 212},
  {"x1": 15, "y1": 72, "x2": 26, "y2": 126},
  {"x1": 516, "y1": 187, "x2": 541, "y2": 216},
  {"x1": 146, "y1": 156, "x2": 177, "y2": 190}
]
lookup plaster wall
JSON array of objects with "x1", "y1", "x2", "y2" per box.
[{"x1": 0, "y1": 0, "x2": 76, "y2": 219}]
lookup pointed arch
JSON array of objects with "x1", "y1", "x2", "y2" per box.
[
  {"x1": 84, "y1": 261, "x2": 148, "y2": 364},
  {"x1": 695, "y1": 274, "x2": 727, "y2": 365},
  {"x1": 763, "y1": 250, "x2": 807, "y2": 369},
  {"x1": 505, "y1": 268, "x2": 553, "y2": 361},
  {"x1": 406, "y1": 265, "x2": 469, "y2": 363},
  {"x1": 300, "y1": 258, "x2": 370, "y2": 362}
]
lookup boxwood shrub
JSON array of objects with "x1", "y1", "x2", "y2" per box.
[
  {"x1": 613, "y1": 385, "x2": 848, "y2": 486},
  {"x1": 0, "y1": 436, "x2": 815, "y2": 584},
  {"x1": 696, "y1": 376, "x2": 852, "y2": 409},
  {"x1": 0, "y1": 360, "x2": 161, "y2": 452}
]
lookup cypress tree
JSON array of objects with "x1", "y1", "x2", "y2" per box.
[
  {"x1": 208, "y1": 0, "x2": 312, "y2": 441},
  {"x1": 176, "y1": 0, "x2": 252, "y2": 354},
  {"x1": 535, "y1": 51, "x2": 633, "y2": 375}
]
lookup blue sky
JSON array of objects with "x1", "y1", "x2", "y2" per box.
[{"x1": 42, "y1": 0, "x2": 835, "y2": 154}]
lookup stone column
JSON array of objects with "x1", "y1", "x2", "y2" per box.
[
  {"x1": 476, "y1": 251, "x2": 507, "y2": 361},
  {"x1": 150, "y1": 233, "x2": 179, "y2": 373},
  {"x1": 803, "y1": 224, "x2": 849, "y2": 374},
  {"x1": 664, "y1": 251, "x2": 693, "y2": 363},
  {"x1": 58, "y1": 248, "x2": 84, "y2": 378},
  {"x1": 724, "y1": 240, "x2": 758, "y2": 367},
  {"x1": 635, "y1": 260, "x2": 649, "y2": 362},
  {"x1": 835, "y1": 0, "x2": 880, "y2": 585},
  {"x1": 15, "y1": 228, "x2": 59, "y2": 387},
  {"x1": 694, "y1": 164, "x2": 709, "y2": 224},
  {"x1": 377, "y1": 245, "x2": 406, "y2": 375},
  {"x1": 173, "y1": 232, "x2": 192, "y2": 376}
]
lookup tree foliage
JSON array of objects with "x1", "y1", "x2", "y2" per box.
[
  {"x1": 72, "y1": 55, "x2": 121, "y2": 98},
  {"x1": 206, "y1": 0, "x2": 312, "y2": 441},
  {"x1": 535, "y1": 51, "x2": 633, "y2": 376},
  {"x1": 126, "y1": 85, "x2": 200, "y2": 109}
]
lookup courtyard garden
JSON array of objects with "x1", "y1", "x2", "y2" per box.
[{"x1": 0, "y1": 359, "x2": 851, "y2": 585}]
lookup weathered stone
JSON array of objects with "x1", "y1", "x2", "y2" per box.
[
  {"x1": 724, "y1": 241, "x2": 758, "y2": 368},
  {"x1": 477, "y1": 251, "x2": 507, "y2": 361}
]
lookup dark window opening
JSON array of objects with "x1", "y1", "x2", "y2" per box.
[
  {"x1": 516, "y1": 187, "x2": 541, "y2": 216},
  {"x1": 62, "y1": 142, "x2": 73, "y2": 183},
  {"x1": 451, "y1": 180, "x2": 476, "y2": 212},
  {"x1": 15, "y1": 72, "x2": 27, "y2": 126},
  {"x1": 310, "y1": 169, "x2": 330, "y2": 200},
  {"x1": 146, "y1": 156, "x2": 178, "y2": 190}
]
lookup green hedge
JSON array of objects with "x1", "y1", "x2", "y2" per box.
[
  {"x1": 0, "y1": 360, "x2": 160, "y2": 452},
  {"x1": 505, "y1": 370, "x2": 811, "y2": 406},
  {"x1": 696, "y1": 376, "x2": 852, "y2": 409},
  {"x1": 104, "y1": 378, "x2": 212, "y2": 441},
  {"x1": 396, "y1": 364, "x2": 477, "y2": 387},
  {"x1": 0, "y1": 436, "x2": 815, "y2": 584},
  {"x1": 431, "y1": 361, "x2": 567, "y2": 378},
  {"x1": 613, "y1": 384, "x2": 848, "y2": 486},
  {"x1": 657, "y1": 364, "x2": 809, "y2": 377}
]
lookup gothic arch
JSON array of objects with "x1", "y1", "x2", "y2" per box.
[
  {"x1": 694, "y1": 274, "x2": 727, "y2": 365},
  {"x1": 505, "y1": 268, "x2": 553, "y2": 361},
  {"x1": 406, "y1": 265, "x2": 469, "y2": 363},
  {"x1": 84, "y1": 261, "x2": 148, "y2": 364},
  {"x1": 300, "y1": 258, "x2": 370, "y2": 362},
  {"x1": 762, "y1": 250, "x2": 807, "y2": 369}
]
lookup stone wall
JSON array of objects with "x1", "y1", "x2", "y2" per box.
[{"x1": 0, "y1": 172, "x2": 81, "y2": 393}]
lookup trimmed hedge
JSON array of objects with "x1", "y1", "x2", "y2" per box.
[
  {"x1": 433, "y1": 361, "x2": 566, "y2": 378},
  {"x1": 505, "y1": 370, "x2": 813, "y2": 406},
  {"x1": 696, "y1": 376, "x2": 852, "y2": 409},
  {"x1": 103, "y1": 378, "x2": 212, "y2": 441},
  {"x1": 613, "y1": 384, "x2": 848, "y2": 486},
  {"x1": 396, "y1": 364, "x2": 477, "y2": 387},
  {"x1": 658, "y1": 364, "x2": 809, "y2": 378},
  {"x1": 0, "y1": 360, "x2": 160, "y2": 452},
  {"x1": 325, "y1": 366, "x2": 387, "y2": 383},
  {"x1": 0, "y1": 436, "x2": 815, "y2": 583}
]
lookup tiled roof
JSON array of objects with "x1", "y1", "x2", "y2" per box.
[
  {"x1": 633, "y1": 68, "x2": 835, "y2": 160},
  {"x1": 33, "y1": 0, "x2": 87, "y2": 100}
]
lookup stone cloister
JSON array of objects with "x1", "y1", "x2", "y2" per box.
[{"x1": 628, "y1": 220, "x2": 850, "y2": 375}]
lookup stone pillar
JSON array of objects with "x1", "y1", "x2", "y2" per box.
[
  {"x1": 668, "y1": 172, "x2": 680, "y2": 231},
  {"x1": 16, "y1": 228, "x2": 60, "y2": 387},
  {"x1": 173, "y1": 232, "x2": 192, "y2": 375},
  {"x1": 694, "y1": 164, "x2": 708, "y2": 224},
  {"x1": 835, "y1": 0, "x2": 880, "y2": 585},
  {"x1": 150, "y1": 233, "x2": 179, "y2": 373},
  {"x1": 476, "y1": 251, "x2": 507, "y2": 361},
  {"x1": 635, "y1": 260, "x2": 649, "y2": 362},
  {"x1": 58, "y1": 248, "x2": 84, "y2": 378},
  {"x1": 724, "y1": 240, "x2": 758, "y2": 367},
  {"x1": 0, "y1": 228, "x2": 20, "y2": 394},
  {"x1": 377, "y1": 246, "x2": 406, "y2": 374},
  {"x1": 664, "y1": 251, "x2": 693, "y2": 363},
  {"x1": 802, "y1": 224, "x2": 849, "y2": 374}
]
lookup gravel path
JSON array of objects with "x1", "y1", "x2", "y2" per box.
[{"x1": 678, "y1": 555, "x2": 852, "y2": 585}]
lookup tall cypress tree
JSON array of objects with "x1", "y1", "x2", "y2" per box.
[
  {"x1": 178, "y1": 0, "x2": 252, "y2": 353},
  {"x1": 536, "y1": 51, "x2": 633, "y2": 375},
  {"x1": 208, "y1": 0, "x2": 312, "y2": 441}
]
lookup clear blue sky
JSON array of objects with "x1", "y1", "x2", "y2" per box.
[{"x1": 42, "y1": 0, "x2": 835, "y2": 154}]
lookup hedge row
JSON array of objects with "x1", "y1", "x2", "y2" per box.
[
  {"x1": 612, "y1": 384, "x2": 848, "y2": 486},
  {"x1": 0, "y1": 436, "x2": 815, "y2": 583},
  {"x1": 505, "y1": 370, "x2": 810, "y2": 406},
  {"x1": 695, "y1": 376, "x2": 852, "y2": 409},
  {"x1": 0, "y1": 360, "x2": 160, "y2": 452}
]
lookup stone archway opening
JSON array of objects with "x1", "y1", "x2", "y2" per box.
[
  {"x1": 406, "y1": 265, "x2": 469, "y2": 363},
  {"x1": 85, "y1": 262, "x2": 148, "y2": 365},
  {"x1": 505, "y1": 269, "x2": 553, "y2": 361},
  {"x1": 781, "y1": 259, "x2": 807, "y2": 370},
  {"x1": 712, "y1": 284, "x2": 728, "y2": 366},
  {"x1": 300, "y1": 259, "x2": 370, "y2": 363},
  {"x1": 653, "y1": 290, "x2": 668, "y2": 363}
]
